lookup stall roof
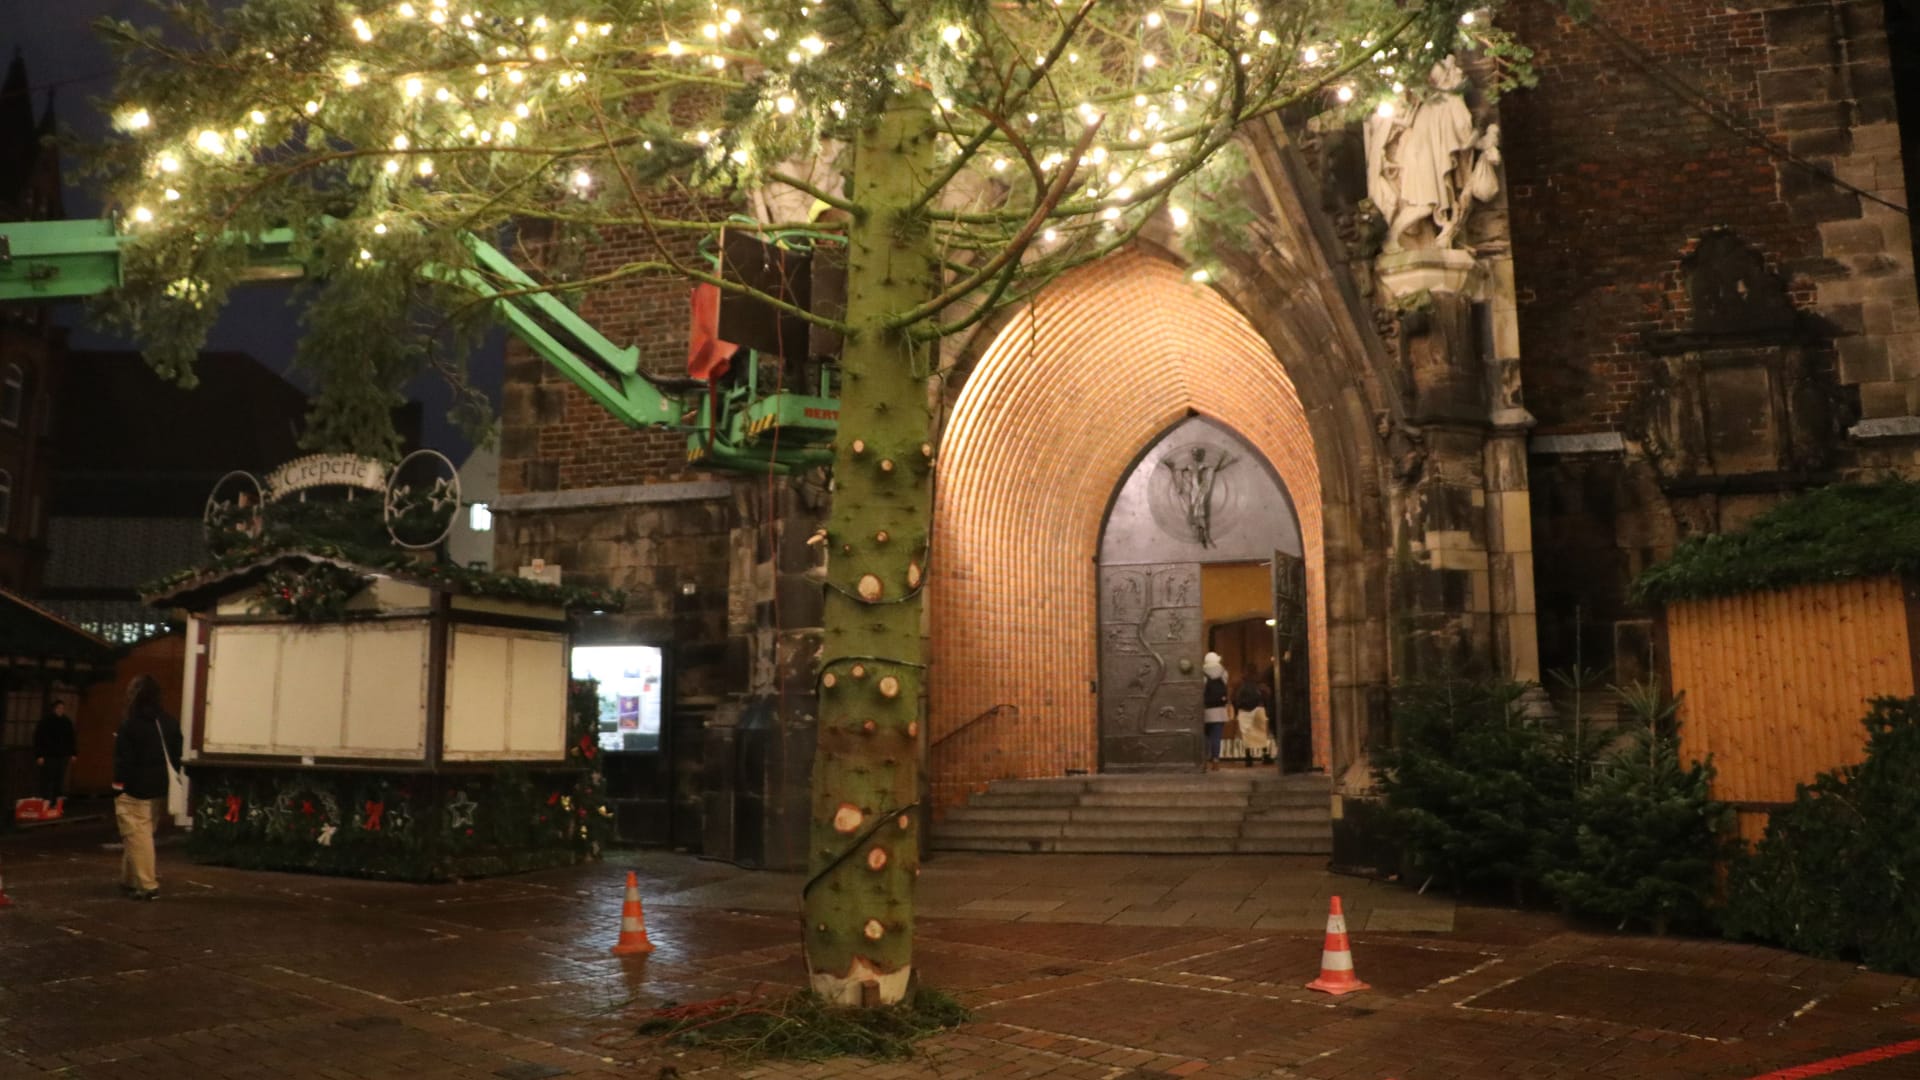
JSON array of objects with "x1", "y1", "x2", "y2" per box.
[
  {"x1": 0, "y1": 584, "x2": 117, "y2": 672},
  {"x1": 140, "y1": 548, "x2": 623, "y2": 615}
]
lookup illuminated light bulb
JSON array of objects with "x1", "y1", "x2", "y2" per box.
[
  {"x1": 1190, "y1": 269, "x2": 1210, "y2": 283},
  {"x1": 1462, "y1": 11, "x2": 1477, "y2": 25},
  {"x1": 776, "y1": 95, "x2": 796, "y2": 114},
  {"x1": 384, "y1": 158, "x2": 401, "y2": 173},
  {"x1": 763, "y1": 28, "x2": 779, "y2": 41},
  {"x1": 1090, "y1": 146, "x2": 1108, "y2": 164},
  {"x1": 163, "y1": 188, "x2": 180, "y2": 201},
  {"x1": 801, "y1": 35, "x2": 825, "y2": 54},
  {"x1": 416, "y1": 158, "x2": 433, "y2": 176},
  {"x1": 398, "y1": 3, "x2": 416, "y2": 15},
  {"x1": 352, "y1": 18, "x2": 373, "y2": 42},
  {"x1": 1042, "y1": 228, "x2": 1057, "y2": 242},
  {"x1": 475, "y1": 63, "x2": 489, "y2": 74},
  {"x1": 575, "y1": 21, "x2": 589, "y2": 34},
  {"x1": 435, "y1": 87, "x2": 451, "y2": 102},
  {"x1": 132, "y1": 206, "x2": 153, "y2": 224},
  {"x1": 1026, "y1": 112, "x2": 1038, "y2": 123},
  {"x1": 1145, "y1": 11, "x2": 1163, "y2": 28},
  {"x1": 1068, "y1": 51, "x2": 1080, "y2": 64},
  {"x1": 373, "y1": 223, "x2": 388, "y2": 234},
  {"x1": 991, "y1": 158, "x2": 1007, "y2": 171},
  {"x1": 305, "y1": 100, "x2": 320, "y2": 114},
  {"x1": 1204, "y1": 79, "x2": 1218, "y2": 93},
  {"x1": 1304, "y1": 46, "x2": 1320, "y2": 63},
  {"x1": 392, "y1": 133, "x2": 410, "y2": 150},
  {"x1": 123, "y1": 108, "x2": 152, "y2": 131},
  {"x1": 1376, "y1": 100, "x2": 1395, "y2": 118},
  {"x1": 428, "y1": 9, "x2": 445, "y2": 24},
  {"x1": 1393, "y1": 81, "x2": 1405, "y2": 93},
  {"x1": 1260, "y1": 30, "x2": 1277, "y2": 46},
  {"x1": 157, "y1": 152, "x2": 180, "y2": 172},
  {"x1": 1141, "y1": 52, "x2": 1157, "y2": 68},
  {"x1": 787, "y1": 50, "x2": 802, "y2": 62},
  {"x1": 1128, "y1": 128, "x2": 1143, "y2": 141},
  {"x1": 941, "y1": 25, "x2": 963, "y2": 46},
  {"x1": 506, "y1": 69, "x2": 525, "y2": 84},
  {"x1": 404, "y1": 78, "x2": 423, "y2": 99},
  {"x1": 600, "y1": 24, "x2": 612, "y2": 35},
  {"x1": 695, "y1": 130, "x2": 711, "y2": 143},
  {"x1": 233, "y1": 128, "x2": 248, "y2": 141},
  {"x1": 1034, "y1": 53, "x2": 1047, "y2": 67},
  {"x1": 1336, "y1": 85, "x2": 1354, "y2": 102},
  {"x1": 710, "y1": 55, "x2": 727, "y2": 69},
  {"x1": 1102, "y1": 207, "x2": 1120, "y2": 220},
  {"x1": 1170, "y1": 205, "x2": 1189, "y2": 228},
  {"x1": 532, "y1": 15, "x2": 548, "y2": 29},
  {"x1": 702, "y1": 23, "x2": 719, "y2": 39},
  {"x1": 359, "y1": 248, "x2": 373, "y2": 262},
  {"x1": 1243, "y1": 10, "x2": 1260, "y2": 24},
  {"x1": 729, "y1": 148, "x2": 749, "y2": 164},
  {"x1": 249, "y1": 109, "x2": 266, "y2": 124},
  {"x1": 724, "y1": 8, "x2": 742, "y2": 23},
  {"x1": 531, "y1": 45, "x2": 548, "y2": 61},
  {"x1": 341, "y1": 67, "x2": 363, "y2": 87},
  {"x1": 499, "y1": 119, "x2": 517, "y2": 138},
  {"x1": 515, "y1": 103, "x2": 531, "y2": 118},
  {"x1": 479, "y1": 130, "x2": 492, "y2": 143},
  {"x1": 474, "y1": 85, "x2": 489, "y2": 99},
  {"x1": 1112, "y1": 186, "x2": 1133, "y2": 201},
  {"x1": 572, "y1": 168, "x2": 591, "y2": 189}
]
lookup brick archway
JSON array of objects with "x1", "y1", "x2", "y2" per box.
[{"x1": 927, "y1": 251, "x2": 1329, "y2": 810}]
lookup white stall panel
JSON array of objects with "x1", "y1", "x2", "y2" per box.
[
  {"x1": 344, "y1": 622, "x2": 431, "y2": 756},
  {"x1": 276, "y1": 629, "x2": 350, "y2": 751},
  {"x1": 444, "y1": 627, "x2": 510, "y2": 757},
  {"x1": 506, "y1": 635, "x2": 566, "y2": 755},
  {"x1": 203, "y1": 625, "x2": 283, "y2": 752}
]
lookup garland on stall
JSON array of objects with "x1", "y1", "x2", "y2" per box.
[
  {"x1": 258, "y1": 563, "x2": 370, "y2": 621},
  {"x1": 186, "y1": 681, "x2": 615, "y2": 881}
]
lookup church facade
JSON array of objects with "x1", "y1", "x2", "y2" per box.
[{"x1": 490, "y1": 0, "x2": 1920, "y2": 867}]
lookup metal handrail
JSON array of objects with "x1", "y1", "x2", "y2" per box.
[{"x1": 929, "y1": 703, "x2": 1019, "y2": 751}]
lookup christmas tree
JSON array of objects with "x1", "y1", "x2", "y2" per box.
[{"x1": 88, "y1": 0, "x2": 1522, "y2": 1005}]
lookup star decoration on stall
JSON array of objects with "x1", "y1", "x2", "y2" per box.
[
  {"x1": 317, "y1": 824, "x2": 338, "y2": 847},
  {"x1": 446, "y1": 791, "x2": 479, "y2": 830}
]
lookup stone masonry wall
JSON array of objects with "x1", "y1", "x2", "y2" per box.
[{"x1": 1503, "y1": 0, "x2": 1919, "y2": 675}]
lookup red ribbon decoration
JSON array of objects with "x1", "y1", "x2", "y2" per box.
[
  {"x1": 363, "y1": 801, "x2": 385, "y2": 831},
  {"x1": 224, "y1": 795, "x2": 242, "y2": 823}
]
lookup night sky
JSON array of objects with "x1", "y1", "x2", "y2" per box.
[{"x1": 3, "y1": 1, "x2": 501, "y2": 459}]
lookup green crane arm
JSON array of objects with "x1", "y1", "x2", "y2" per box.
[{"x1": 0, "y1": 218, "x2": 834, "y2": 474}]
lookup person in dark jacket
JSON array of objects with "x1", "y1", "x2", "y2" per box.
[
  {"x1": 112, "y1": 675, "x2": 182, "y2": 900},
  {"x1": 1201, "y1": 651, "x2": 1231, "y2": 767},
  {"x1": 33, "y1": 699, "x2": 77, "y2": 805}
]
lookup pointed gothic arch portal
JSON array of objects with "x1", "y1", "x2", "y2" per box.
[{"x1": 1097, "y1": 416, "x2": 1308, "y2": 772}]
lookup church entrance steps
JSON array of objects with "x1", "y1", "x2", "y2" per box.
[{"x1": 932, "y1": 772, "x2": 1332, "y2": 855}]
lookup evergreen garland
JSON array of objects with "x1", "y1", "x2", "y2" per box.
[
  {"x1": 258, "y1": 563, "x2": 369, "y2": 621},
  {"x1": 1635, "y1": 481, "x2": 1920, "y2": 604}
]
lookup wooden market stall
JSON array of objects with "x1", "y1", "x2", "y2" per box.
[
  {"x1": 1641, "y1": 483, "x2": 1920, "y2": 844},
  {"x1": 144, "y1": 551, "x2": 615, "y2": 879}
]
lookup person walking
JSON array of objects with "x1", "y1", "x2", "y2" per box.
[
  {"x1": 1201, "y1": 652, "x2": 1231, "y2": 769},
  {"x1": 112, "y1": 676, "x2": 182, "y2": 900},
  {"x1": 32, "y1": 699, "x2": 77, "y2": 811}
]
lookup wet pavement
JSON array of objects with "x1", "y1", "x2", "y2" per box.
[{"x1": 2, "y1": 822, "x2": 1917, "y2": 1080}]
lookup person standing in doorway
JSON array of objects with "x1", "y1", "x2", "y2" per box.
[
  {"x1": 1202, "y1": 652, "x2": 1230, "y2": 769},
  {"x1": 1234, "y1": 666, "x2": 1275, "y2": 764},
  {"x1": 33, "y1": 699, "x2": 77, "y2": 811},
  {"x1": 112, "y1": 676, "x2": 181, "y2": 900}
]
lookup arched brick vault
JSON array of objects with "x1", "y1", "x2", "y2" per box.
[{"x1": 929, "y1": 252, "x2": 1344, "y2": 810}]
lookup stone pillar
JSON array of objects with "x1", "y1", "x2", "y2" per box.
[{"x1": 1482, "y1": 252, "x2": 1541, "y2": 686}]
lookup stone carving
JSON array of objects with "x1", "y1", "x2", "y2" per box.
[{"x1": 1364, "y1": 57, "x2": 1501, "y2": 254}]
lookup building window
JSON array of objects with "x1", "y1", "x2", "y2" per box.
[
  {"x1": 0, "y1": 365, "x2": 22, "y2": 428},
  {"x1": 0, "y1": 470, "x2": 13, "y2": 535},
  {"x1": 469, "y1": 502, "x2": 493, "y2": 532}
]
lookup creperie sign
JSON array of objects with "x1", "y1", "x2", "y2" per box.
[{"x1": 265, "y1": 454, "x2": 388, "y2": 501}]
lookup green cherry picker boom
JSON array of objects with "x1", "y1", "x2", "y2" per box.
[{"x1": 0, "y1": 217, "x2": 840, "y2": 475}]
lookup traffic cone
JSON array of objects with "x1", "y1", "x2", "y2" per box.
[
  {"x1": 1305, "y1": 895, "x2": 1368, "y2": 995},
  {"x1": 609, "y1": 871, "x2": 654, "y2": 955},
  {"x1": 0, "y1": 852, "x2": 13, "y2": 908}
]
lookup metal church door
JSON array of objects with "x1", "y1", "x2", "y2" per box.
[{"x1": 1096, "y1": 417, "x2": 1304, "y2": 772}]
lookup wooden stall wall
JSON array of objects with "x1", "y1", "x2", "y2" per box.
[{"x1": 1665, "y1": 576, "x2": 1914, "y2": 844}]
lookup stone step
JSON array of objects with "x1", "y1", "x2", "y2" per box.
[
  {"x1": 1075, "y1": 792, "x2": 1253, "y2": 809},
  {"x1": 950, "y1": 806, "x2": 1262, "y2": 825},
  {"x1": 1057, "y1": 821, "x2": 1247, "y2": 841},
  {"x1": 956, "y1": 792, "x2": 1085, "y2": 810},
  {"x1": 929, "y1": 835, "x2": 1334, "y2": 855}
]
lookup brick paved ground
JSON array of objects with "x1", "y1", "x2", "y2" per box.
[{"x1": 2, "y1": 823, "x2": 1916, "y2": 1080}]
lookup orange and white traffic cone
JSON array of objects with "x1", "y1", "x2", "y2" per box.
[
  {"x1": 609, "y1": 871, "x2": 654, "y2": 955},
  {"x1": 0, "y1": 852, "x2": 13, "y2": 908},
  {"x1": 1305, "y1": 895, "x2": 1368, "y2": 995}
]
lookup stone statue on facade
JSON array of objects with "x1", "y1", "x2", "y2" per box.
[{"x1": 1364, "y1": 57, "x2": 1502, "y2": 254}]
